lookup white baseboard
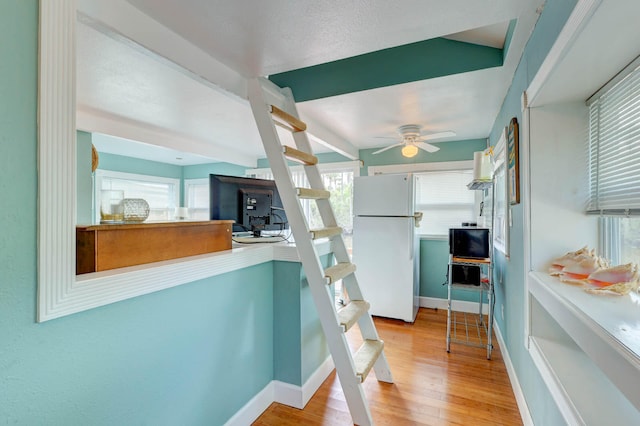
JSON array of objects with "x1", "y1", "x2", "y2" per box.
[
  {"x1": 419, "y1": 296, "x2": 489, "y2": 313},
  {"x1": 224, "y1": 381, "x2": 275, "y2": 426},
  {"x1": 225, "y1": 356, "x2": 335, "y2": 425},
  {"x1": 275, "y1": 355, "x2": 335, "y2": 408},
  {"x1": 494, "y1": 325, "x2": 534, "y2": 426}
]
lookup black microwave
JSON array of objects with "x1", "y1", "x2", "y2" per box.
[{"x1": 449, "y1": 227, "x2": 490, "y2": 259}]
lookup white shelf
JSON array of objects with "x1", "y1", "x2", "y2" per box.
[
  {"x1": 528, "y1": 271, "x2": 640, "y2": 420},
  {"x1": 467, "y1": 179, "x2": 493, "y2": 190},
  {"x1": 530, "y1": 336, "x2": 640, "y2": 425}
]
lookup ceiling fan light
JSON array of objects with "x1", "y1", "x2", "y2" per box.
[{"x1": 401, "y1": 144, "x2": 419, "y2": 158}]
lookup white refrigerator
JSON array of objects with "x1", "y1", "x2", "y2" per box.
[{"x1": 352, "y1": 173, "x2": 420, "y2": 323}]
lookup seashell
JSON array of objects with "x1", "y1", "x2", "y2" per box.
[
  {"x1": 560, "y1": 256, "x2": 608, "y2": 280},
  {"x1": 548, "y1": 246, "x2": 595, "y2": 275},
  {"x1": 585, "y1": 280, "x2": 640, "y2": 296},
  {"x1": 587, "y1": 263, "x2": 638, "y2": 288}
]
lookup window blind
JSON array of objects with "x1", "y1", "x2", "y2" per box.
[
  {"x1": 588, "y1": 59, "x2": 640, "y2": 215},
  {"x1": 415, "y1": 170, "x2": 475, "y2": 235}
]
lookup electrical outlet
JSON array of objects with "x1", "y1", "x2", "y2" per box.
[{"x1": 501, "y1": 304, "x2": 505, "y2": 321}]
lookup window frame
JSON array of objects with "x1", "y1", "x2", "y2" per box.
[
  {"x1": 94, "y1": 169, "x2": 180, "y2": 223},
  {"x1": 184, "y1": 177, "x2": 210, "y2": 220},
  {"x1": 246, "y1": 160, "x2": 361, "y2": 230}
]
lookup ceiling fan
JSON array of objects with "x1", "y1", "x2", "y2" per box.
[{"x1": 372, "y1": 124, "x2": 456, "y2": 158}]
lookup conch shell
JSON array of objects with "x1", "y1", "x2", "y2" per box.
[
  {"x1": 585, "y1": 280, "x2": 640, "y2": 296},
  {"x1": 548, "y1": 246, "x2": 609, "y2": 284},
  {"x1": 548, "y1": 246, "x2": 595, "y2": 276},
  {"x1": 587, "y1": 263, "x2": 638, "y2": 287},
  {"x1": 561, "y1": 256, "x2": 609, "y2": 281},
  {"x1": 547, "y1": 248, "x2": 640, "y2": 295}
]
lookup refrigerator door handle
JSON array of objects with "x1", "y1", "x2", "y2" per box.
[{"x1": 408, "y1": 218, "x2": 414, "y2": 261}]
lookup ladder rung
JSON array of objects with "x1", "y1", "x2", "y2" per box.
[
  {"x1": 283, "y1": 146, "x2": 318, "y2": 165},
  {"x1": 337, "y1": 300, "x2": 370, "y2": 332},
  {"x1": 270, "y1": 105, "x2": 307, "y2": 132},
  {"x1": 311, "y1": 226, "x2": 342, "y2": 240},
  {"x1": 354, "y1": 339, "x2": 384, "y2": 383},
  {"x1": 324, "y1": 262, "x2": 356, "y2": 284},
  {"x1": 297, "y1": 187, "x2": 330, "y2": 199}
]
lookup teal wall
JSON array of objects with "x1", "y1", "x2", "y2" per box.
[
  {"x1": 359, "y1": 138, "x2": 487, "y2": 175},
  {"x1": 420, "y1": 239, "x2": 486, "y2": 302},
  {"x1": 0, "y1": 4, "x2": 285, "y2": 424},
  {"x1": 272, "y1": 255, "x2": 332, "y2": 386},
  {"x1": 486, "y1": 0, "x2": 579, "y2": 424},
  {"x1": 87, "y1": 152, "x2": 248, "y2": 214},
  {"x1": 98, "y1": 152, "x2": 183, "y2": 179},
  {"x1": 183, "y1": 162, "x2": 247, "y2": 179}
]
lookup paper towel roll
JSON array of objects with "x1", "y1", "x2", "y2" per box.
[
  {"x1": 473, "y1": 152, "x2": 483, "y2": 180},
  {"x1": 473, "y1": 151, "x2": 492, "y2": 180}
]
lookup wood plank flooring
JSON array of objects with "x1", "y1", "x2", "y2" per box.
[{"x1": 254, "y1": 307, "x2": 523, "y2": 425}]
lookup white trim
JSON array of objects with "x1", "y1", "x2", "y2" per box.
[
  {"x1": 225, "y1": 356, "x2": 334, "y2": 424},
  {"x1": 528, "y1": 337, "x2": 582, "y2": 425},
  {"x1": 184, "y1": 177, "x2": 209, "y2": 187},
  {"x1": 419, "y1": 234, "x2": 448, "y2": 241},
  {"x1": 224, "y1": 382, "x2": 275, "y2": 426},
  {"x1": 183, "y1": 178, "x2": 210, "y2": 219},
  {"x1": 274, "y1": 355, "x2": 335, "y2": 409},
  {"x1": 367, "y1": 160, "x2": 473, "y2": 176},
  {"x1": 522, "y1": 105, "x2": 532, "y2": 349},
  {"x1": 38, "y1": 0, "x2": 77, "y2": 323},
  {"x1": 302, "y1": 356, "x2": 335, "y2": 407},
  {"x1": 419, "y1": 296, "x2": 489, "y2": 313},
  {"x1": 272, "y1": 381, "x2": 304, "y2": 409},
  {"x1": 526, "y1": 0, "x2": 602, "y2": 107},
  {"x1": 41, "y1": 226, "x2": 322, "y2": 321},
  {"x1": 494, "y1": 325, "x2": 534, "y2": 426}
]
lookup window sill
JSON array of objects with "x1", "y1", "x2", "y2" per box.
[{"x1": 419, "y1": 234, "x2": 448, "y2": 241}]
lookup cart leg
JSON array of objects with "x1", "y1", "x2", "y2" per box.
[
  {"x1": 487, "y1": 284, "x2": 494, "y2": 360},
  {"x1": 446, "y1": 259, "x2": 453, "y2": 353}
]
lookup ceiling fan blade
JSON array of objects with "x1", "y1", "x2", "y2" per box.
[
  {"x1": 371, "y1": 143, "x2": 403, "y2": 155},
  {"x1": 420, "y1": 131, "x2": 456, "y2": 141},
  {"x1": 416, "y1": 142, "x2": 441, "y2": 153}
]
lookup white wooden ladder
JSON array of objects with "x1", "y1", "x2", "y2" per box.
[{"x1": 247, "y1": 77, "x2": 393, "y2": 425}]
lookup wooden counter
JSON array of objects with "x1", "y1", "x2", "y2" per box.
[{"x1": 76, "y1": 220, "x2": 233, "y2": 274}]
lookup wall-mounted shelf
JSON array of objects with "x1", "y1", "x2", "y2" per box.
[
  {"x1": 467, "y1": 179, "x2": 493, "y2": 190},
  {"x1": 528, "y1": 272, "x2": 640, "y2": 424}
]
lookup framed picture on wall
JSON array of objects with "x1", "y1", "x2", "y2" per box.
[{"x1": 508, "y1": 117, "x2": 520, "y2": 205}]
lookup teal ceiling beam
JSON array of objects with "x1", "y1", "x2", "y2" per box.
[{"x1": 269, "y1": 37, "x2": 503, "y2": 102}]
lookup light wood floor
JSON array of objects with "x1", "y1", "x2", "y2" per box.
[{"x1": 254, "y1": 307, "x2": 523, "y2": 426}]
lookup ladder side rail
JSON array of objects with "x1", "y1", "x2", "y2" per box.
[
  {"x1": 248, "y1": 79, "x2": 375, "y2": 426},
  {"x1": 258, "y1": 77, "x2": 294, "y2": 116},
  {"x1": 281, "y1": 89, "x2": 350, "y2": 266},
  {"x1": 280, "y1": 87, "x2": 392, "y2": 384},
  {"x1": 279, "y1": 87, "x2": 339, "y2": 225}
]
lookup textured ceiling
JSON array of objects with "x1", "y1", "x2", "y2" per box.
[{"x1": 76, "y1": 0, "x2": 544, "y2": 166}]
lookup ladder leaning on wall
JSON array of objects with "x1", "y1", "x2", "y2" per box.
[{"x1": 247, "y1": 77, "x2": 393, "y2": 425}]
